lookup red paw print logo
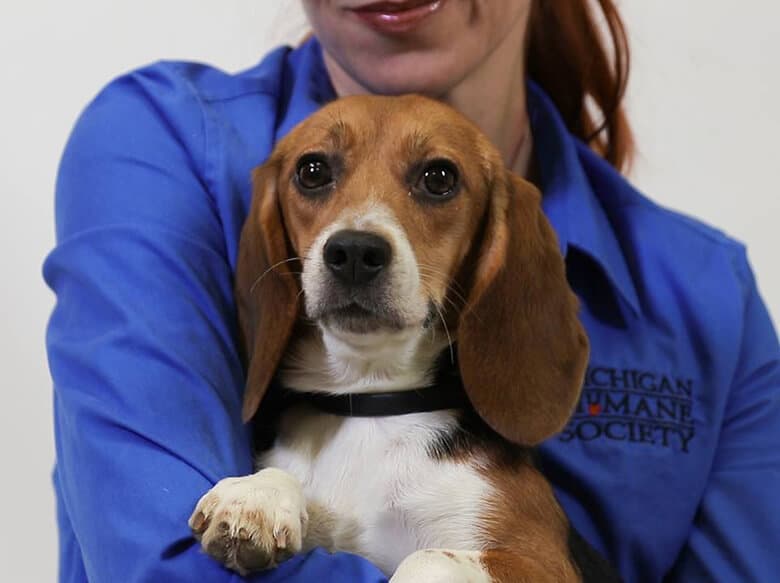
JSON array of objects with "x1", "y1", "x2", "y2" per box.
[{"x1": 588, "y1": 403, "x2": 602, "y2": 416}]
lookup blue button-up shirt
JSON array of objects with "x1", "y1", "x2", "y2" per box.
[{"x1": 44, "y1": 38, "x2": 780, "y2": 583}]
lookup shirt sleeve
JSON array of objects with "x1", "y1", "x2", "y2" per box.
[
  {"x1": 44, "y1": 65, "x2": 387, "y2": 583},
  {"x1": 666, "y1": 249, "x2": 780, "y2": 581}
]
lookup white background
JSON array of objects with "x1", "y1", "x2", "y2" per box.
[{"x1": 1, "y1": 1, "x2": 777, "y2": 580}]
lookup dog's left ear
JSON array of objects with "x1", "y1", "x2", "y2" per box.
[
  {"x1": 457, "y1": 172, "x2": 589, "y2": 445},
  {"x1": 236, "y1": 162, "x2": 300, "y2": 423}
]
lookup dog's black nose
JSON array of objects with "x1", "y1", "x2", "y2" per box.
[{"x1": 323, "y1": 230, "x2": 392, "y2": 285}]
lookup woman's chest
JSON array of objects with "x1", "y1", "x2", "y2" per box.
[{"x1": 540, "y1": 306, "x2": 735, "y2": 581}]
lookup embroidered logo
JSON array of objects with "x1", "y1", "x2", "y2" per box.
[{"x1": 559, "y1": 366, "x2": 695, "y2": 453}]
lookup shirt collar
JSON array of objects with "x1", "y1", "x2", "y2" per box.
[
  {"x1": 528, "y1": 81, "x2": 641, "y2": 317},
  {"x1": 276, "y1": 39, "x2": 641, "y2": 317},
  {"x1": 274, "y1": 38, "x2": 336, "y2": 143}
]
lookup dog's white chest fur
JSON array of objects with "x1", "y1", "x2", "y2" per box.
[{"x1": 260, "y1": 407, "x2": 492, "y2": 574}]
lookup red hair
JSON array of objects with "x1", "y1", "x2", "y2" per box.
[{"x1": 527, "y1": 0, "x2": 633, "y2": 172}]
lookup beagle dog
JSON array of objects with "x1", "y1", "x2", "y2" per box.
[{"x1": 188, "y1": 95, "x2": 619, "y2": 582}]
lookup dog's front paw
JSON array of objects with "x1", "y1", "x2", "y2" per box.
[
  {"x1": 391, "y1": 549, "x2": 490, "y2": 583},
  {"x1": 189, "y1": 468, "x2": 308, "y2": 574}
]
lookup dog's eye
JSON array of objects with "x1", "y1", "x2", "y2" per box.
[
  {"x1": 296, "y1": 155, "x2": 334, "y2": 192},
  {"x1": 417, "y1": 161, "x2": 459, "y2": 198}
]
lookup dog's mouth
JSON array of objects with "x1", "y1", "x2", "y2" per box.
[{"x1": 320, "y1": 301, "x2": 406, "y2": 334}]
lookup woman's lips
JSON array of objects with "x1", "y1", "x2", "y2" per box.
[{"x1": 349, "y1": 0, "x2": 445, "y2": 34}]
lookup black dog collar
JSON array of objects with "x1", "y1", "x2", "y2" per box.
[
  {"x1": 261, "y1": 354, "x2": 470, "y2": 419},
  {"x1": 300, "y1": 382, "x2": 469, "y2": 417},
  {"x1": 251, "y1": 366, "x2": 469, "y2": 450}
]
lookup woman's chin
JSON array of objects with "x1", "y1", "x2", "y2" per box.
[{"x1": 323, "y1": 48, "x2": 467, "y2": 98}]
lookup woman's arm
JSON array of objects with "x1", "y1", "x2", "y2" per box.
[
  {"x1": 666, "y1": 252, "x2": 780, "y2": 581},
  {"x1": 44, "y1": 66, "x2": 386, "y2": 583}
]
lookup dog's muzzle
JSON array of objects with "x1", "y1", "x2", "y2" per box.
[{"x1": 316, "y1": 229, "x2": 405, "y2": 332}]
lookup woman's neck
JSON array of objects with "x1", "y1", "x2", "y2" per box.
[
  {"x1": 321, "y1": 15, "x2": 532, "y2": 177},
  {"x1": 439, "y1": 17, "x2": 531, "y2": 176}
]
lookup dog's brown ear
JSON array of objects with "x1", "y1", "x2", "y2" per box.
[
  {"x1": 457, "y1": 172, "x2": 589, "y2": 445},
  {"x1": 236, "y1": 162, "x2": 300, "y2": 423}
]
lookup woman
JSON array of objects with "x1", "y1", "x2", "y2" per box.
[{"x1": 44, "y1": 1, "x2": 780, "y2": 581}]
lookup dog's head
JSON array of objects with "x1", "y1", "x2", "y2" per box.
[{"x1": 237, "y1": 95, "x2": 588, "y2": 446}]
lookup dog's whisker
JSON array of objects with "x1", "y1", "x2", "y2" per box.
[
  {"x1": 418, "y1": 275, "x2": 454, "y2": 353},
  {"x1": 426, "y1": 312, "x2": 438, "y2": 345},
  {"x1": 249, "y1": 256, "x2": 307, "y2": 295},
  {"x1": 445, "y1": 290, "x2": 467, "y2": 311},
  {"x1": 418, "y1": 274, "x2": 462, "y2": 320},
  {"x1": 441, "y1": 294, "x2": 464, "y2": 314},
  {"x1": 418, "y1": 272, "x2": 467, "y2": 314},
  {"x1": 444, "y1": 286, "x2": 468, "y2": 308},
  {"x1": 418, "y1": 274, "x2": 439, "y2": 304},
  {"x1": 416, "y1": 263, "x2": 464, "y2": 290},
  {"x1": 431, "y1": 299, "x2": 455, "y2": 365},
  {"x1": 417, "y1": 265, "x2": 468, "y2": 306},
  {"x1": 416, "y1": 264, "x2": 452, "y2": 281}
]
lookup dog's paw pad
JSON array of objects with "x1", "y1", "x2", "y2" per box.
[{"x1": 188, "y1": 469, "x2": 307, "y2": 574}]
